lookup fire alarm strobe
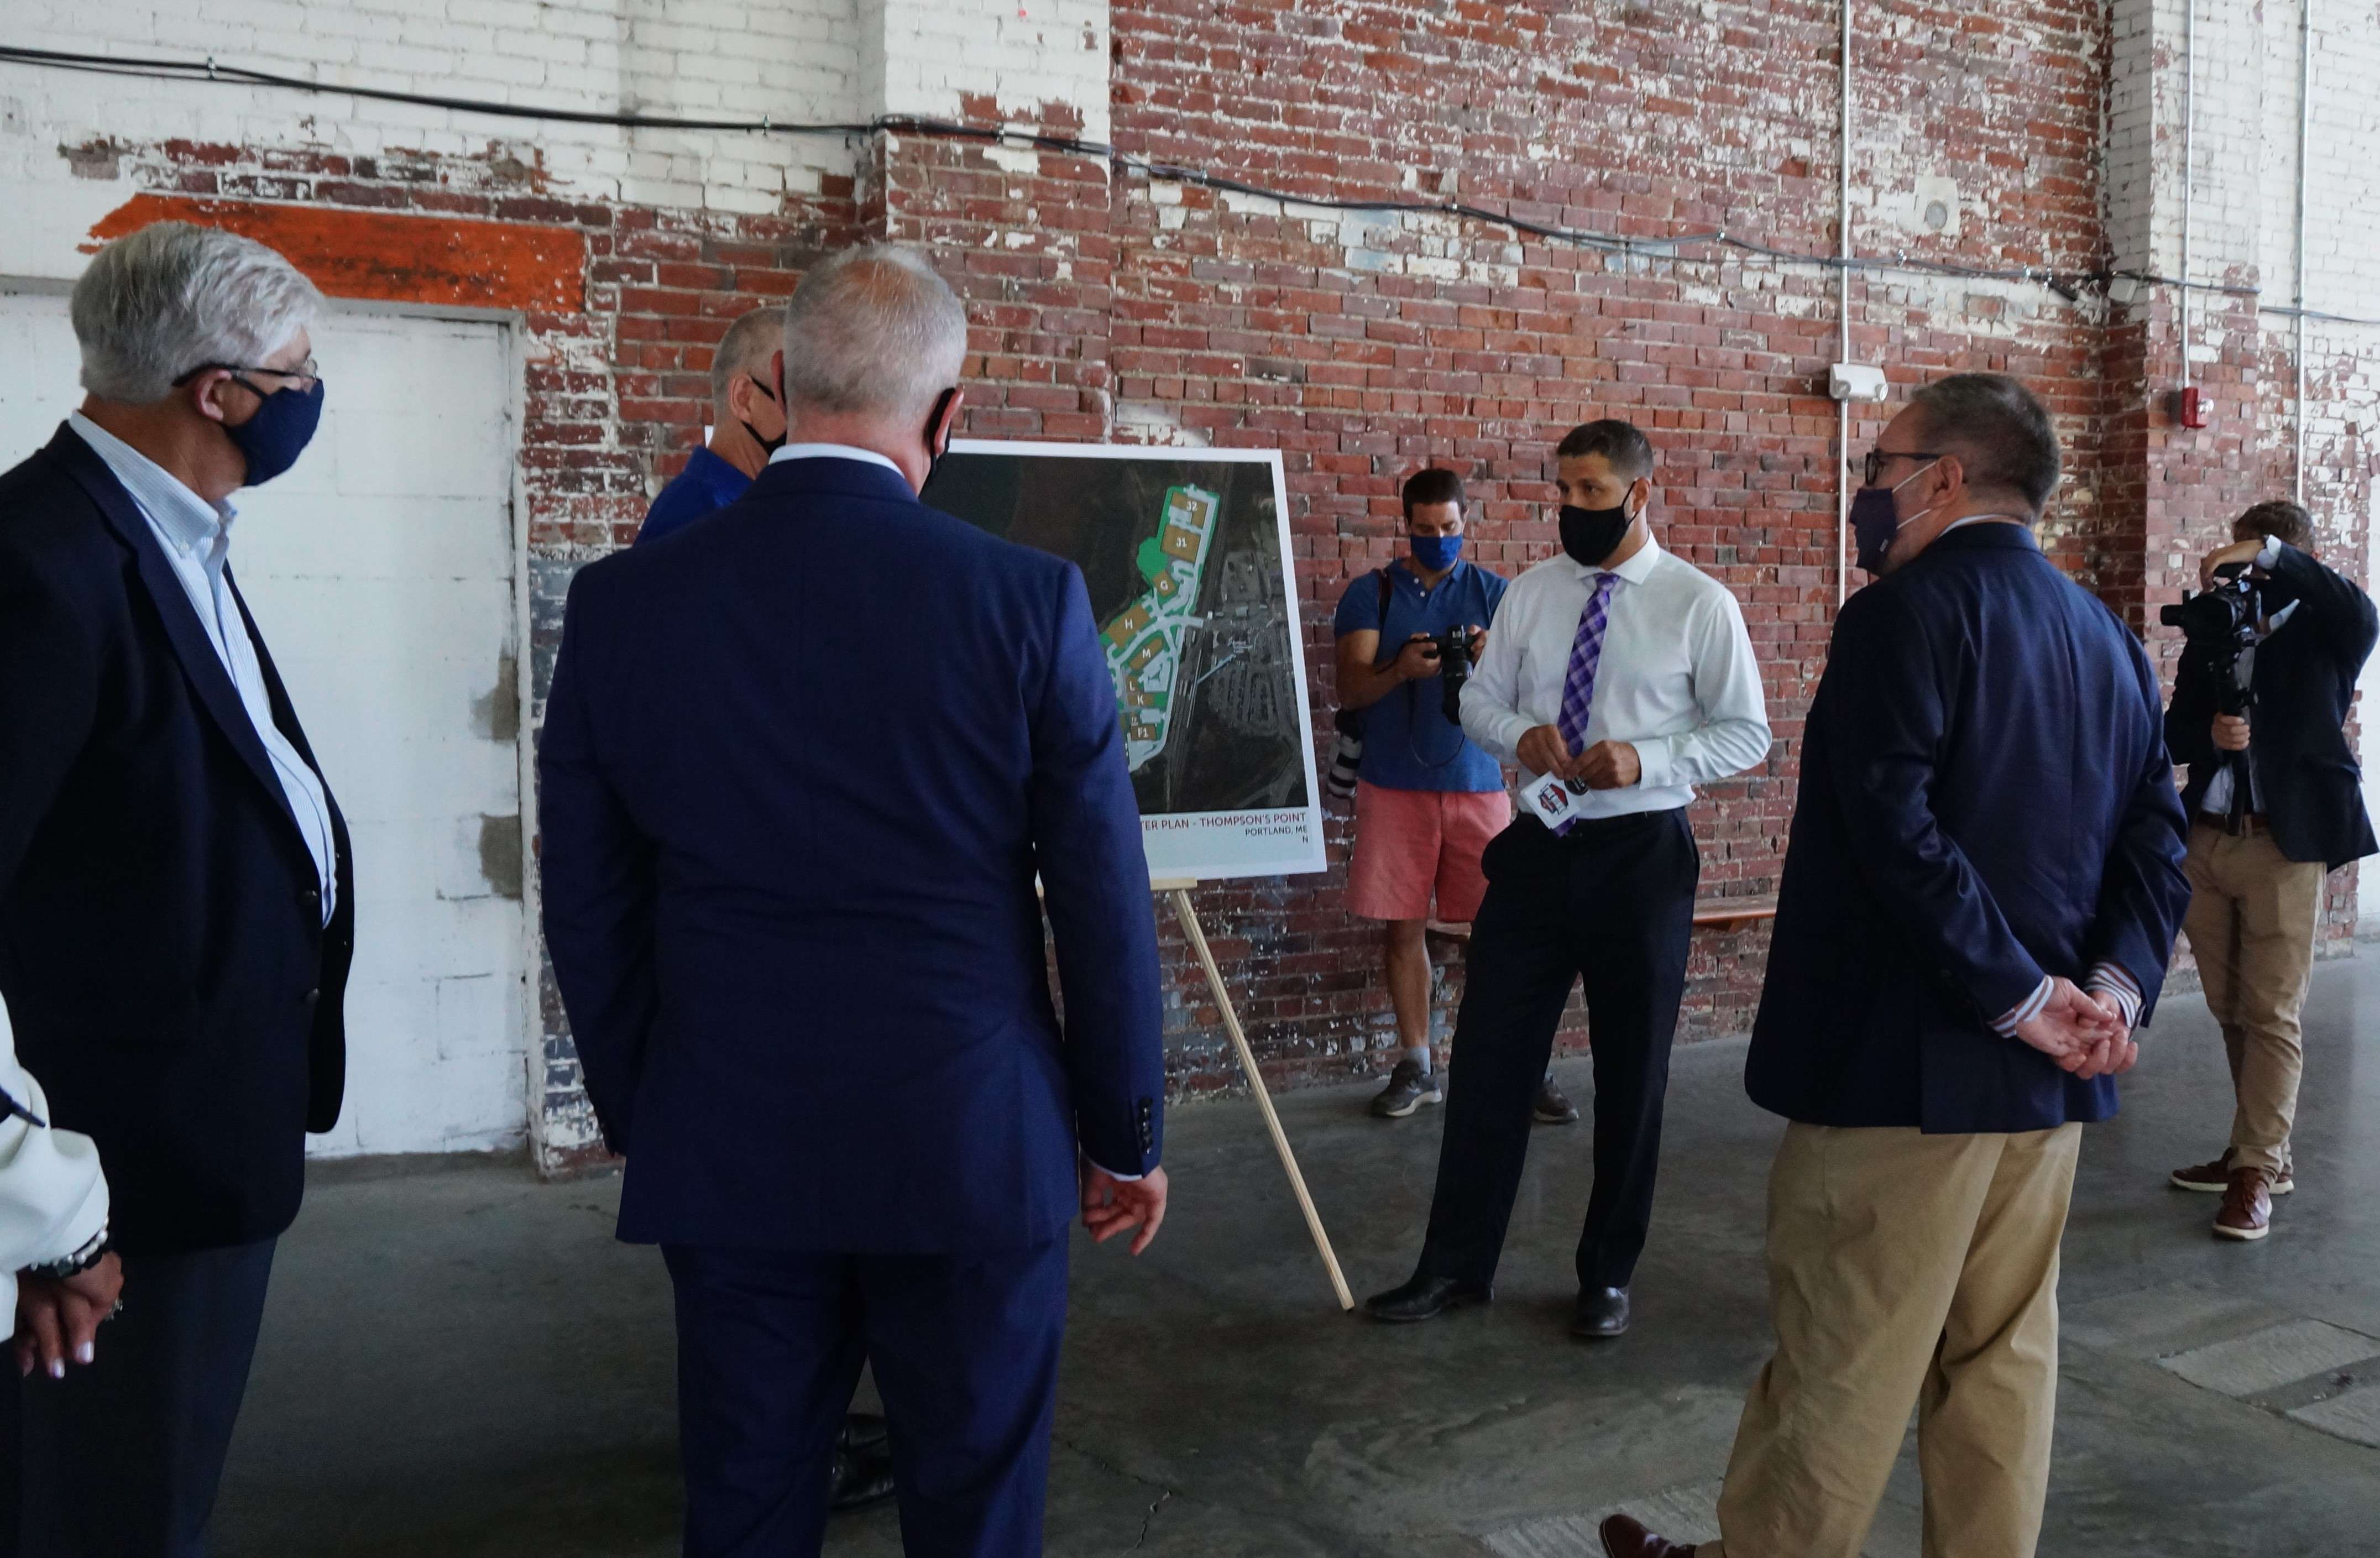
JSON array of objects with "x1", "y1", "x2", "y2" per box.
[
  {"x1": 2179, "y1": 385, "x2": 2209, "y2": 429},
  {"x1": 1829, "y1": 363, "x2": 1890, "y2": 403}
]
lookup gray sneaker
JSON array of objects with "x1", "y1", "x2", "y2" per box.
[
  {"x1": 1534, "y1": 1074, "x2": 1580, "y2": 1124},
  {"x1": 1369, "y1": 1058, "x2": 1442, "y2": 1118}
]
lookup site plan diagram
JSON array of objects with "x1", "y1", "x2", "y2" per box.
[{"x1": 925, "y1": 443, "x2": 1325, "y2": 882}]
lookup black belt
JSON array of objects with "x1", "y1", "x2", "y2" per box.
[{"x1": 1519, "y1": 806, "x2": 1685, "y2": 842}]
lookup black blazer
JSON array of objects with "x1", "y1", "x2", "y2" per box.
[
  {"x1": 0, "y1": 425, "x2": 353, "y2": 1255},
  {"x1": 2165, "y1": 541, "x2": 2379, "y2": 870},
  {"x1": 1746, "y1": 524, "x2": 2191, "y2": 1133}
]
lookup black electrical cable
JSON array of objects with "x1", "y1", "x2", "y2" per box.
[{"x1": 5, "y1": 41, "x2": 2377, "y2": 328}]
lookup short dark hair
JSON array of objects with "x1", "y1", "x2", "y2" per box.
[
  {"x1": 1401, "y1": 467, "x2": 1465, "y2": 520},
  {"x1": 710, "y1": 304, "x2": 787, "y2": 410},
  {"x1": 2235, "y1": 499, "x2": 2314, "y2": 552},
  {"x1": 1555, "y1": 419, "x2": 1654, "y2": 482},
  {"x1": 1903, "y1": 373, "x2": 2061, "y2": 513}
]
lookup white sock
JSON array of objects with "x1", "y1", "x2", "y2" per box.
[{"x1": 1403, "y1": 1044, "x2": 1432, "y2": 1076}]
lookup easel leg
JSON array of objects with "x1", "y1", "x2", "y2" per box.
[{"x1": 1167, "y1": 887, "x2": 1356, "y2": 1311}]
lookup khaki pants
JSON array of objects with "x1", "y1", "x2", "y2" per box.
[
  {"x1": 2182, "y1": 822, "x2": 2324, "y2": 1177},
  {"x1": 1708, "y1": 1121, "x2": 2083, "y2": 1558}
]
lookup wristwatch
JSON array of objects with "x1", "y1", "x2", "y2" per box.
[{"x1": 24, "y1": 1225, "x2": 109, "y2": 1281}]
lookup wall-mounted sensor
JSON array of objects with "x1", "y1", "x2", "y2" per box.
[{"x1": 1829, "y1": 363, "x2": 1890, "y2": 403}]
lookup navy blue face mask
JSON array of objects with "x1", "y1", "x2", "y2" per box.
[
  {"x1": 226, "y1": 378, "x2": 325, "y2": 488},
  {"x1": 1850, "y1": 459, "x2": 1943, "y2": 574},
  {"x1": 1410, "y1": 532, "x2": 1463, "y2": 571}
]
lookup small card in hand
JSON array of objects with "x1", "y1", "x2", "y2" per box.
[{"x1": 1520, "y1": 772, "x2": 1587, "y2": 830}]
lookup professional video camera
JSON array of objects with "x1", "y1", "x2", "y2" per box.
[
  {"x1": 2161, "y1": 563, "x2": 2262, "y2": 818},
  {"x1": 1429, "y1": 626, "x2": 1472, "y2": 725},
  {"x1": 2158, "y1": 564, "x2": 2258, "y2": 719}
]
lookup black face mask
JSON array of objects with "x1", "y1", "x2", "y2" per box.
[
  {"x1": 736, "y1": 373, "x2": 786, "y2": 457},
  {"x1": 1559, "y1": 500, "x2": 1635, "y2": 568},
  {"x1": 921, "y1": 385, "x2": 960, "y2": 494}
]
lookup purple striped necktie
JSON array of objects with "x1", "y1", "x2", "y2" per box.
[{"x1": 1551, "y1": 572, "x2": 1621, "y2": 832}]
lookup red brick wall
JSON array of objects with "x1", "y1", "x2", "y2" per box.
[
  {"x1": 72, "y1": 0, "x2": 2362, "y2": 1132},
  {"x1": 1094, "y1": 0, "x2": 2126, "y2": 1087}
]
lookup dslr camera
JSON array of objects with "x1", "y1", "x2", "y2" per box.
[
  {"x1": 1429, "y1": 626, "x2": 1473, "y2": 725},
  {"x1": 2158, "y1": 564, "x2": 2258, "y2": 719}
]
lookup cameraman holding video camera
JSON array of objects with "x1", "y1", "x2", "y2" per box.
[
  {"x1": 1333, "y1": 469, "x2": 1543, "y2": 1122},
  {"x1": 2163, "y1": 500, "x2": 2377, "y2": 1241}
]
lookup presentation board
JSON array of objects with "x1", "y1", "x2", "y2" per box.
[{"x1": 924, "y1": 441, "x2": 1326, "y2": 882}]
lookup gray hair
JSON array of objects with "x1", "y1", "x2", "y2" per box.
[
  {"x1": 781, "y1": 245, "x2": 967, "y2": 422},
  {"x1": 70, "y1": 221, "x2": 323, "y2": 404},
  {"x1": 710, "y1": 304, "x2": 786, "y2": 410},
  {"x1": 1905, "y1": 372, "x2": 2062, "y2": 514}
]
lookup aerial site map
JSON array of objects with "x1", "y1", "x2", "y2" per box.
[{"x1": 923, "y1": 442, "x2": 1326, "y2": 882}]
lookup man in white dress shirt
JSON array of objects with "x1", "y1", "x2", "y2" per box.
[
  {"x1": 1366, "y1": 419, "x2": 1771, "y2": 1339},
  {"x1": 0, "y1": 220, "x2": 353, "y2": 1557}
]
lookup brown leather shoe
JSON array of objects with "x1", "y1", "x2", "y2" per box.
[
  {"x1": 2172, "y1": 1149, "x2": 2294, "y2": 1196},
  {"x1": 1599, "y1": 1513, "x2": 1697, "y2": 1557},
  {"x1": 2214, "y1": 1166, "x2": 2273, "y2": 1241}
]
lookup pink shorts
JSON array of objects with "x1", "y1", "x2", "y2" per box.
[{"x1": 1346, "y1": 781, "x2": 1513, "y2": 922}]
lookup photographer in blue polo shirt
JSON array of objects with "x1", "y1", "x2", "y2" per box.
[{"x1": 1335, "y1": 470, "x2": 1569, "y2": 1123}]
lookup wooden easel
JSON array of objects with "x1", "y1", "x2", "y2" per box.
[{"x1": 1154, "y1": 877, "x2": 1354, "y2": 1311}]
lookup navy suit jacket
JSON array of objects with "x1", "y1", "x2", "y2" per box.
[
  {"x1": 538, "y1": 455, "x2": 1165, "y2": 1252},
  {"x1": 1746, "y1": 524, "x2": 2191, "y2": 1133},
  {"x1": 0, "y1": 426, "x2": 354, "y2": 1254}
]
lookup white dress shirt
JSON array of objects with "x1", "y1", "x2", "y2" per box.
[
  {"x1": 768, "y1": 442, "x2": 908, "y2": 479},
  {"x1": 67, "y1": 414, "x2": 337, "y2": 923},
  {"x1": 1461, "y1": 534, "x2": 1772, "y2": 818}
]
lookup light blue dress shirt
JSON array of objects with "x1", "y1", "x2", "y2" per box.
[{"x1": 67, "y1": 413, "x2": 338, "y2": 923}]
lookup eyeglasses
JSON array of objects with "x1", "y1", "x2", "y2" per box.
[
  {"x1": 172, "y1": 358, "x2": 322, "y2": 393},
  {"x1": 1855, "y1": 447, "x2": 1943, "y2": 487}
]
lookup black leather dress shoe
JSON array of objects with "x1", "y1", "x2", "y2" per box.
[
  {"x1": 1363, "y1": 1274, "x2": 1493, "y2": 1322},
  {"x1": 839, "y1": 1411, "x2": 889, "y2": 1454},
  {"x1": 1571, "y1": 1285, "x2": 1631, "y2": 1339},
  {"x1": 830, "y1": 1446, "x2": 898, "y2": 1512},
  {"x1": 1599, "y1": 1512, "x2": 1696, "y2": 1556}
]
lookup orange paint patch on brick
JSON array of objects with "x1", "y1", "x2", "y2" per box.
[{"x1": 87, "y1": 194, "x2": 585, "y2": 314}]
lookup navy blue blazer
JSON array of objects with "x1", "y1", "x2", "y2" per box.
[
  {"x1": 538, "y1": 455, "x2": 1165, "y2": 1252},
  {"x1": 1746, "y1": 523, "x2": 2191, "y2": 1133},
  {"x1": 0, "y1": 426, "x2": 354, "y2": 1254}
]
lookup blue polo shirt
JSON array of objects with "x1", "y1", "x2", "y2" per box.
[
  {"x1": 1332, "y1": 557, "x2": 1509, "y2": 792},
  {"x1": 635, "y1": 446, "x2": 752, "y2": 546}
]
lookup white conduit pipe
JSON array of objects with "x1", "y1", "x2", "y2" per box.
[
  {"x1": 2180, "y1": 0, "x2": 2194, "y2": 397},
  {"x1": 1836, "y1": 0, "x2": 1854, "y2": 608},
  {"x1": 2295, "y1": 0, "x2": 2312, "y2": 505}
]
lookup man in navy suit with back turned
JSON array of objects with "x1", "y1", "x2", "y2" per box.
[
  {"x1": 538, "y1": 244, "x2": 1170, "y2": 1558},
  {"x1": 1605, "y1": 375, "x2": 2190, "y2": 1558}
]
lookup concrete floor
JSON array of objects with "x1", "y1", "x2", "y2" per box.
[{"x1": 216, "y1": 961, "x2": 2380, "y2": 1557}]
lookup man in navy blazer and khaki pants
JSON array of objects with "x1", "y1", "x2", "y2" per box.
[
  {"x1": 1605, "y1": 375, "x2": 2191, "y2": 1558},
  {"x1": 539, "y1": 245, "x2": 1169, "y2": 1558}
]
